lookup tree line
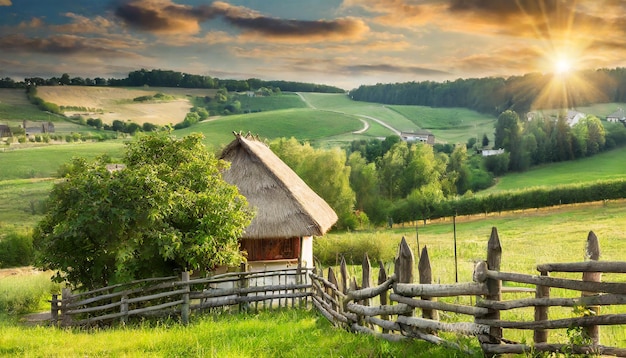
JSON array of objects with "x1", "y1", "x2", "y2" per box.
[
  {"x1": 349, "y1": 68, "x2": 626, "y2": 115},
  {"x1": 1, "y1": 69, "x2": 345, "y2": 93}
]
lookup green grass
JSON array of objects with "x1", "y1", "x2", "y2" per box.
[
  {"x1": 483, "y1": 145, "x2": 626, "y2": 193},
  {"x1": 0, "y1": 141, "x2": 125, "y2": 181},
  {"x1": 0, "y1": 271, "x2": 61, "y2": 315},
  {"x1": 236, "y1": 92, "x2": 308, "y2": 112},
  {"x1": 0, "y1": 308, "x2": 470, "y2": 357},
  {"x1": 176, "y1": 108, "x2": 363, "y2": 150}
]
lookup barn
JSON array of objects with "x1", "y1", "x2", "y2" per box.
[{"x1": 220, "y1": 133, "x2": 338, "y2": 273}]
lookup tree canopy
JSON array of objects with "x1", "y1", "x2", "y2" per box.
[{"x1": 34, "y1": 133, "x2": 253, "y2": 289}]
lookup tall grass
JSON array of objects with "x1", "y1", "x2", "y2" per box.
[{"x1": 0, "y1": 271, "x2": 61, "y2": 315}]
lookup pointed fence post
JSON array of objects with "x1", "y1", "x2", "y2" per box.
[
  {"x1": 395, "y1": 236, "x2": 414, "y2": 285},
  {"x1": 328, "y1": 267, "x2": 339, "y2": 313},
  {"x1": 378, "y1": 260, "x2": 389, "y2": 333},
  {"x1": 50, "y1": 294, "x2": 59, "y2": 327},
  {"x1": 534, "y1": 270, "x2": 550, "y2": 344},
  {"x1": 362, "y1": 253, "x2": 371, "y2": 307},
  {"x1": 582, "y1": 231, "x2": 601, "y2": 345},
  {"x1": 479, "y1": 227, "x2": 502, "y2": 352},
  {"x1": 419, "y1": 246, "x2": 439, "y2": 321},
  {"x1": 340, "y1": 255, "x2": 349, "y2": 295}
]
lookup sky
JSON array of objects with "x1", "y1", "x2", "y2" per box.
[{"x1": 2, "y1": 0, "x2": 626, "y2": 90}]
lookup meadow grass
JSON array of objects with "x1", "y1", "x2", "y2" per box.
[
  {"x1": 483, "y1": 145, "x2": 626, "y2": 193},
  {"x1": 0, "y1": 270, "x2": 61, "y2": 315},
  {"x1": 0, "y1": 307, "x2": 473, "y2": 357},
  {"x1": 236, "y1": 92, "x2": 308, "y2": 112},
  {"x1": 177, "y1": 108, "x2": 363, "y2": 150}
]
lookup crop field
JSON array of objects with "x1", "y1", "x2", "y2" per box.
[{"x1": 0, "y1": 89, "x2": 58, "y2": 123}]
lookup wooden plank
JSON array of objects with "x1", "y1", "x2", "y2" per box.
[
  {"x1": 126, "y1": 288, "x2": 188, "y2": 304},
  {"x1": 477, "y1": 313, "x2": 626, "y2": 329},
  {"x1": 482, "y1": 343, "x2": 626, "y2": 356},
  {"x1": 350, "y1": 323, "x2": 407, "y2": 342},
  {"x1": 70, "y1": 276, "x2": 177, "y2": 299},
  {"x1": 345, "y1": 275, "x2": 395, "y2": 302},
  {"x1": 483, "y1": 269, "x2": 626, "y2": 294},
  {"x1": 397, "y1": 315, "x2": 490, "y2": 336},
  {"x1": 477, "y1": 293, "x2": 626, "y2": 310},
  {"x1": 390, "y1": 293, "x2": 489, "y2": 317},
  {"x1": 537, "y1": 261, "x2": 626, "y2": 273},
  {"x1": 346, "y1": 302, "x2": 412, "y2": 316},
  {"x1": 394, "y1": 282, "x2": 488, "y2": 297}
]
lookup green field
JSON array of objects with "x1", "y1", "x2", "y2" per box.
[
  {"x1": 483, "y1": 145, "x2": 626, "y2": 193},
  {"x1": 177, "y1": 108, "x2": 364, "y2": 150},
  {"x1": 236, "y1": 92, "x2": 308, "y2": 112}
]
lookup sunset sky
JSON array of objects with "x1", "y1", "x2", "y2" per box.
[{"x1": 2, "y1": 0, "x2": 626, "y2": 90}]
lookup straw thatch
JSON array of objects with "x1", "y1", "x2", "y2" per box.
[{"x1": 221, "y1": 133, "x2": 338, "y2": 239}]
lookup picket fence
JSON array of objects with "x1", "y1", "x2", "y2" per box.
[
  {"x1": 50, "y1": 227, "x2": 626, "y2": 356},
  {"x1": 51, "y1": 266, "x2": 312, "y2": 327},
  {"x1": 309, "y1": 228, "x2": 626, "y2": 356}
]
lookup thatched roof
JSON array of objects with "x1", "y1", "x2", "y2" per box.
[{"x1": 221, "y1": 133, "x2": 338, "y2": 239}]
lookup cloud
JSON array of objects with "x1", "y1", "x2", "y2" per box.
[
  {"x1": 52, "y1": 13, "x2": 114, "y2": 34},
  {"x1": 0, "y1": 34, "x2": 142, "y2": 58},
  {"x1": 18, "y1": 17, "x2": 45, "y2": 29},
  {"x1": 114, "y1": 0, "x2": 368, "y2": 41},
  {"x1": 343, "y1": 63, "x2": 450, "y2": 76},
  {"x1": 0, "y1": 0, "x2": 11, "y2": 6}
]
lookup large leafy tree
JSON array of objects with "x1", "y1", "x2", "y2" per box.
[{"x1": 34, "y1": 133, "x2": 253, "y2": 289}]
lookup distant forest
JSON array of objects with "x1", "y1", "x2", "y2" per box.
[
  {"x1": 350, "y1": 68, "x2": 626, "y2": 115},
  {"x1": 0, "y1": 69, "x2": 345, "y2": 94}
]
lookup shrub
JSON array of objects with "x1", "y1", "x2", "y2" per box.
[{"x1": 0, "y1": 231, "x2": 35, "y2": 268}]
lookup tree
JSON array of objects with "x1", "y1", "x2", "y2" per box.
[{"x1": 33, "y1": 133, "x2": 253, "y2": 289}]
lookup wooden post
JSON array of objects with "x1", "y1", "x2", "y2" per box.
[
  {"x1": 61, "y1": 287, "x2": 72, "y2": 327},
  {"x1": 479, "y1": 227, "x2": 502, "y2": 354},
  {"x1": 534, "y1": 270, "x2": 550, "y2": 344},
  {"x1": 181, "y1": 271, "x2": 190, "y2": 325},
  {"x1": 395, "y1": 236, "x2": 414, "y2": 285},
  {"x1": 582, "y1": 231, "x2": 601, "y2": 345},
  {"x1": 50, "y1": 294, "x2": 59, "y2": 327},
  {"x1": 239, "y1": 263, "x2": 249, "y2": 313},
  {"x1": 419, "y1": 246, "x2": 439, "y2": 321},
  {"x1": 378, "y1": 260, "x2": 389, "y2": 333},
  {"x1": 120, "y1": 295, "x2": 128, "y2": 325},
  {"x1": 340, "y1": 255, "x2": 348, "y2": 294},
  {"x1": 362, "y1": 253, "x2": 371, "y2": 307},
  {"x1": 328, "y1": 267, "x2": 339, "y2": 313}
]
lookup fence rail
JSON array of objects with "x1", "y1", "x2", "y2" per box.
[
  {"x1": 52, "y1": 267, "x2": 312, "y2": 327},
  {"x1": 309, "y1": 228, "x2": 626, "y2": 356}
]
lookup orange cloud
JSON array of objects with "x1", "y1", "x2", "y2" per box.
[
  {"x1": 52, "y1": 13, "x2": 114, "y2": 34},
  {"x1": 0, "y1": 0, "x2": 11, "y2": 6}
]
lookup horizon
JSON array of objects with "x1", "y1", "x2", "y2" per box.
[{"x1": 2, "y1": 1, "x2": 626, "y2": 90}]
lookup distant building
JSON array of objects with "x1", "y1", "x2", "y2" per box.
[
  {"x1": 565, "y1": 110, "x2": 585, "y2": 127},
  {"x1": 22, "y1": 120, "x2": 55, "y2": 136},
  {"x1": 400, "y1": 131, "x2": 435, "y2": 145},
  {"x1": 607, "y1": 108, "x2": 626, "y2": 123},
  {"x1": 481, "y1": 148, "x2": 505, "y2": 157},
  {"x1": 0, "y1": 124, "x2": 11, "y2": 138}
]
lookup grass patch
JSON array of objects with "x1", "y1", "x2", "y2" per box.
[
  {"x1": 176, "y1": 108, "x2": 363, "y2": 150},
  {"x1": 0, "y1": 270, "x2": 61, "y2": 315},
  {"x1": 484, "y1": 146, "x2": 626, "y2": 193},
  {"x1": 236, "y1": 92, "x2": 308, "y2": 112}
]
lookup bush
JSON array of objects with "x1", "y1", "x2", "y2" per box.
[{"x1": 0, "y1": 231, "x2": 35, "y2": 268}]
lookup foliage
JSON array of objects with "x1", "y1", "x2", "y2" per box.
[
  {"x1": 0, "y1": 231, "x2": 34, "y2": 268},
  {"x1": 33, "y1": 133, "x2": 253, "y2": 289}
]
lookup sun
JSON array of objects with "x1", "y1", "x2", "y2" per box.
[{"x1": 554, "y1": 57, "x2": 572, "y2": 75}]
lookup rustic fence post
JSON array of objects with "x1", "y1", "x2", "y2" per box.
[
  {"x1": 419, "y1": 246, "x2": 439, "y2": 322},
  {"x1": 120, "y1": 295, "x2": 128, "y2": 325},
  {"x1": 534, "y1": 270, "x2": 550, "y2": 344},
  {"x1": 181, "y1": 271, "x2": 190, "y2": 325},
  {"x1": 340, "y1": 255, "x2": 348, "y2": 295},
  {"x1": 582, "y1": 231, "x2": 601, "y2": 345},
  {"x1": 50, "y1": 294, "x2": 59, "y2": 326},
  {"x1": 61, "y1": 287, "x2": 72, "y2": 327},
  {"x1": 239, "y1": 263, "x2": 249, "y2": 313},
  {"x1": 395, "y1": 236, "x2": 414, "y2": 285},
  {"x1": 378, "y1": 260, "x2": 389, "y2": 333},
  {"x1": 328, "y1": 267, "x2": 339, "y2": 313},
  {"x1": 362, "y1": 253, "x2": 371, "y2": 307},
  {"x1": 479, "y1": 227, "x2": 502, "y2": 354}
]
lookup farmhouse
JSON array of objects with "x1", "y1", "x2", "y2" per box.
[
  {"x1": 565, "y1": 110, "x2": 585, "y2": 127},
  {"x1": 400, "y1": 131, "x2": 435, "y2": 145},
  {"x1": 607, "y1": 108, "x2": 626, "y2": 123},
  {"x1": 220, "y1": 133, "x2": 338, "y2": 273}
]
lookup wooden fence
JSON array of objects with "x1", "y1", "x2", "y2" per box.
[
  {"x1": 51, "y1": 266, "x2": 312, "y2": 327},
  {"x1": 309, "y1": 228, "x2": 626, "y2": 357}
]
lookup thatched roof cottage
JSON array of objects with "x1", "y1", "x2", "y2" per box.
[{"x1": 221, "y1": 133, "x2": 337, "y2": 272}]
